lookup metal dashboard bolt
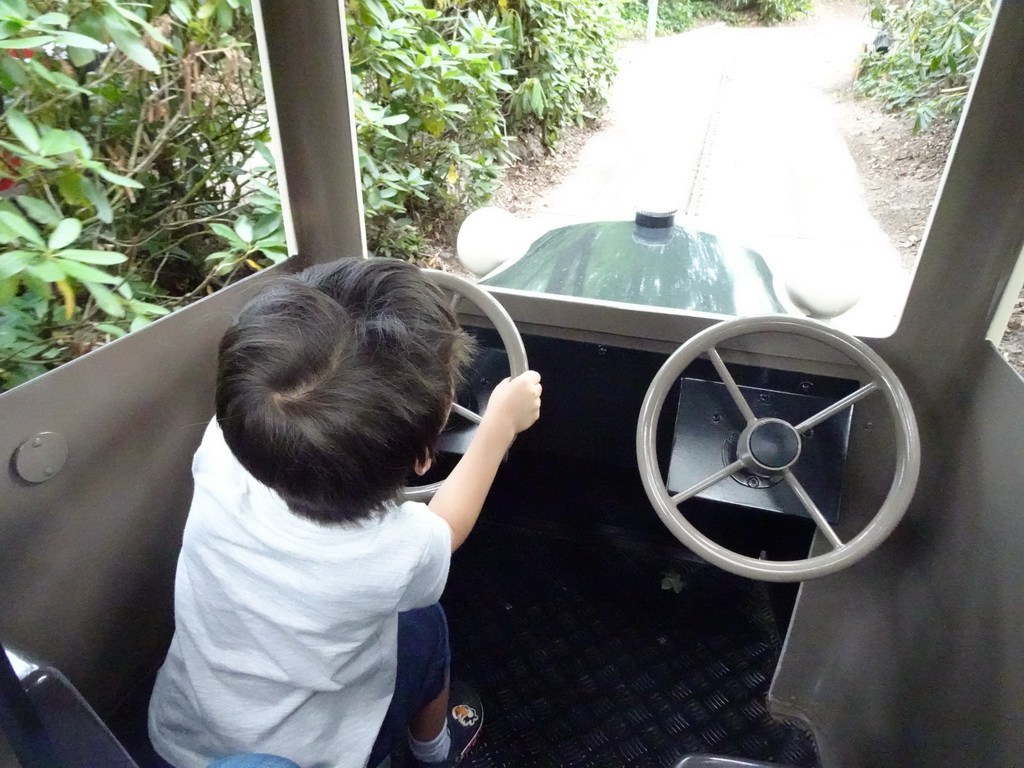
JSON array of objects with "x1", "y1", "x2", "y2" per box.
[{"x1": 14, "y1": 432, "x2": 68, "y2": 484}]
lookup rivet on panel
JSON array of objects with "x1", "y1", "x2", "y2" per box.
[{"x1": 14, "y1": 432, "x2": 68, "y2": 484}]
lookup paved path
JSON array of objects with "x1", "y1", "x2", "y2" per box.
[{"x1": 518, "y1": 2, "x2": 908, "y2": 336}]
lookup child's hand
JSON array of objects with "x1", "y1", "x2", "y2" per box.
[{"x1": 484, "y1": 370, "x2": 542, "y2": 440}]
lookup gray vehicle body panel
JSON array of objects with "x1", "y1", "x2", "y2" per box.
[{"x1": 2, "y1": 0, "x2": 1023, "y2": 766}]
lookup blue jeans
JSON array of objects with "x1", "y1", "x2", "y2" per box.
[{"x1": 366, "y1": 603, "x2": 450, "y2": 767}]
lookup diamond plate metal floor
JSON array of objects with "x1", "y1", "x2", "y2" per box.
[{"x1": 442, "y1": 524, "x2": 820, "y2": 768}]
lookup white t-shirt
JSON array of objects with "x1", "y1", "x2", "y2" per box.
[{"x1": 148, "y1": 420, "x2": 452, "y2": 768}]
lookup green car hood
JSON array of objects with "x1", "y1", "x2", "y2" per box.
[{"x1": 481, "y1": 221, "x2": 788, "y2": 317}]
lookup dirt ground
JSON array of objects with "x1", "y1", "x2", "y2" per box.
[
  {"x1": 834, "y1": 93, "x2": 1024, "y2": 374},
  {"x1": 469, "y1": 9, "x2": 1024, "y2": 378}
]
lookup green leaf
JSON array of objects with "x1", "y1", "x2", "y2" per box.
[
  {"x1": 254, "y1": 140, "x2": 276, "y2": 167},
  {"x1": 0, "y1": 249, "x2": 33, "y2": 279},
  {"x1": 69, "y1": 8, "x2": 105, "y2": 42},
  {"x1": 261, "y1": 249, "x2": 289, "y2": 265},
  {"x1": 530, "y1": 83, "x2": 545, "y2": 115},
  {"x1": 58, "y1": 249, "x2": 127, "y2": 266},
  {"x1": 0, "y1": 275, "x2": 17, "y2": 304},
  {"x1": 0, "y1": 0, "x2": 27, "y2": 17},
  {"x1": 129, "y1": 316, "x2": 153, "y2": 333},
  {"x1": 128, "y1": 300, "x2": 170, "y2": 317},
  {"x1": 216, "y1": 0, "x2": 234, "y2": 28},
  {"x1": 170, "y1": 0, "x2": 193, "y2": 22},
  {"x1": 361, "y1": 0, "x2": 391, "y2": 28},
  {"x1": 378, "y1": 113, "x2": 411, "y2": 126},
  {"x1": 234, "y1": 216, "x2": 253, "y2": 243},
  {"x1": 38, "y1": 128, "x2": 85, "y2": 157},
  {"x1": 54, "y1": 31, "x2": 105, "y2": 50},
  {"x1": 0, "y1": 210, "x2": 44, "y2": 246},
  {"x1": 196, "y1": 3, "x2": 216, "y2": 20},
  {"x1": 32, "y1": 12, "x2": 70, "y2": 26},
  {"x1": 15, "y1": 196, "x2": 60, "y2": 226},
  {"x1": 53, "y1": 258, "x2": 120, "y2": 284},
  {"x1": 210, "y1": 222, "x2": 245, "y2": 248},
  {"x1": 251, "y1": 214, "x2": 282, "y2": 241},
  {"x1": 250, "y1": 178, "x2": 280, "y2": 199},
  {"x1": 83, "y1": 282, "x2": 125, "y2": 318},
  {"x1": 48, "y1": 218, "x2": 82, "y2": 251},
  {"x1": 69, "y1": 46, "x2": 98, "y2": 68},
  {"x1": 6, "y1": 109, "x2": 40, "y2": 154},
  {"x1": 96, "y1": 167, "x2": 143, "y2": 189},
  {"x1": 80, "y1": 177, "x2": 113, "y2": 224},
  {"x1": 0, "y1": 53, "x2": 27, "y2": 87},
  {"x1": 50, "y1": 68, "x2": 86, "y2": 91},
  {"x1": 104, "y1": 14, "x2": 160, "y2": 73},
  {"x1": 26, "y1": 262, "x2": 63, "y2": 282},
  {"x1": 0, "y1": 35, "x2": 55, "y2": 49},
  {"x1": 106, "y1": 2, "x2": 170, "y2": 46},
  {"x1": 95, "y1": 322, "x2": 128, "y2": 338},
  {"x1": 0, "y1": 139, "x2": 57, "y2": 169},
  {"x1": 57, "y1": 170, "x2": 88, "y2": 208},
  {"x1": 19, "y1": 272, "x2": 50, "y2": 300}
]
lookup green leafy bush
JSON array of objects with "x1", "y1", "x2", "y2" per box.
[
  {"x1": 348, "y1": 0, "x2": 624, "y2": 256},
  {"x1": 2, "y1": 0, "x2": 628, "y2": 387},
  {"x1": 497, "y1": 0, "x2": 622, "y2": 147},
  {"x1": 729, "y1": 0, "x2": 811, "y2": 23},
  {"x1": 856, "y1": 0, "x2": 993, "y2": 132},
  {"x1": 620, "y1": 0, "x2": 719, "y2": 36},
  {"x1": 0, "y1": 0, "x2": 284, "y2": 391},
  {"x1": 347, "y1": 0, "x2": 516, "y2": 263}
]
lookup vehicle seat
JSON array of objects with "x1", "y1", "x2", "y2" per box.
[
  {"x1": 18, "y1": 666, "x2": 141, "y2": 768},
  {"x1": 3, "y1": 657, "x2": 389, "y2": 768}
]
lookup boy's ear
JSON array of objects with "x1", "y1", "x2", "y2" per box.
[{"x1": 414, "y1": 455, "x2": 432, "y2": 476}]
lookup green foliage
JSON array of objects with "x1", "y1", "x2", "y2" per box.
[
  {"x1": 498, "y1": 0, "x2": 622, "y2": 147},
  {"x1": 729, "y1": 0, "x2": 811, "y2": 23},
  {"x1": 620, "y1": 0, "x2": 718, "y2": 36},
  {"x1": 2, "y1": 0, "x2": 629, "y2": 384},
  {"x1": 0, "y1": 0, "x2": 284, "y2": 391},
  {"x1": 347, "y1": 0, "x2": 515, "y2": 263},
  {"x1": 348, "y1": 0, "x2": 623, "y2": 259},
  {"x1": 856, "y1": 0, "x2": 993, "y2": 132}
]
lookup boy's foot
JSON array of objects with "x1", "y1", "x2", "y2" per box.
[
  {"x1": 410, "y1": 681, "x2": 483, "y2": 768},
  {"x1": 445, "y1": 681, "x2": 483, "y2": 766}
]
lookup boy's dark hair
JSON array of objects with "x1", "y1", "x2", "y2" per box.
[{"x1": 216, "y1": 257, "x2": 474, "y2": 524}]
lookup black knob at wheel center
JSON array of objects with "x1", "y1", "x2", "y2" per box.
[{"x1": 748, "y1": 420, "x2": 801, "y2": 470}]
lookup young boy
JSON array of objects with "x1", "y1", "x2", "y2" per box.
[{"x1": 148, "y1": 257, "x2": 542, "y2": 768}]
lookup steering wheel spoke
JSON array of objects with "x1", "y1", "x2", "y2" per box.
[
  {"x1": 670, "y1": 459, "x2": 745, "y2": 505},
  {"x1": 783, "y1": 470, "x2": 844, "y2": 550},
  {"x1": 450, "y1": 401, "x2": 483, "y2": 425},
  {"x1": 708, "y1": 347, "x2": 758, "y2": 425},
  {"x1": 795, "y1": 381, "x2": 878, "y2": 434}
]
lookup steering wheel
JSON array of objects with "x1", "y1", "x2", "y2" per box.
[
  {"x1": 404, "y1": 270, "x2": 528, "y2": 502},
  {"x1": 637, "y1": 315, "x2": 920, "y2": 582}
]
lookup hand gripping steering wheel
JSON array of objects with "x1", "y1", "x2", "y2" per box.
[
  {"x1": 637, "y1": 315, "x2": 920, "y2": 582},
  {"x1": 404, "y1": 270, "x2": 528, "y2": 502}
]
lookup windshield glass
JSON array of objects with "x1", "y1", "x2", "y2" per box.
[{"x1": 477, "y1": 1, "x2": 993, "y2": 338}]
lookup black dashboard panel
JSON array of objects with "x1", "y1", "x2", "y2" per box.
[
  {"x1": 667, "y1": 372, "x2": 856, "y2": 523},
  {"x1": 434, "y1": 329, "x2": 858, "y2": 527}
]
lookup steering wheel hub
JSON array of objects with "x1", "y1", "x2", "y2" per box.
[{"x1": 741, "y1": 418, "x2": 802, "y2": 473}]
